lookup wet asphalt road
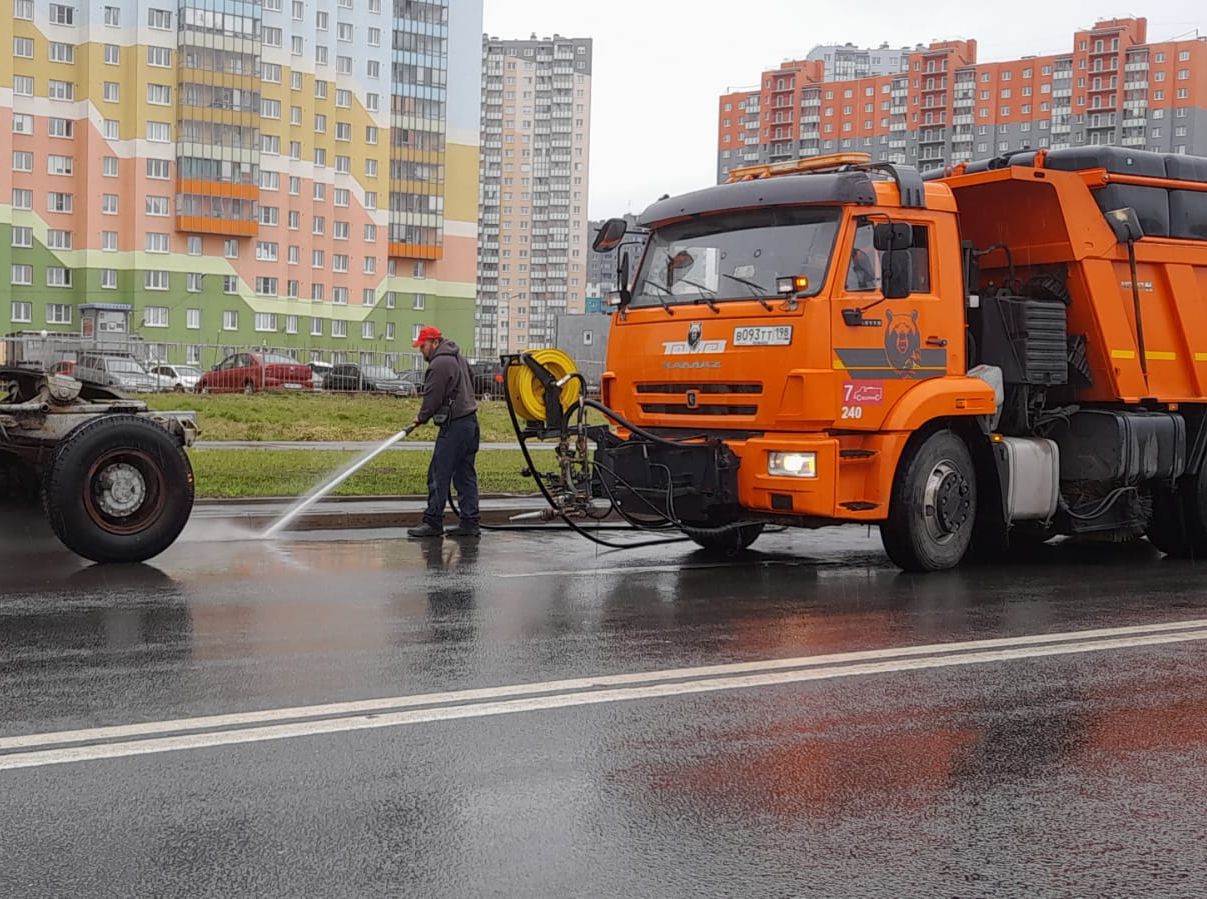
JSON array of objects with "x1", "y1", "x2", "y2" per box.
[{"x1": 4, "y1": 516, "x2": 1207, "y2": 897}]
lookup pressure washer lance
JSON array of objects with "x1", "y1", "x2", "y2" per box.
[
  {"x1": 509, "y1": 498, "x2": 612, "y2": 523},
  {"x1": 261, "y1": 423, "x2": 417, "y2": 538}
]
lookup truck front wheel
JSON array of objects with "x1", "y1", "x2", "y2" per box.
[
  {"x1": 881, "y1": 430, "x2": 977, "y2": 572},
  {"x1": 43, "y1": 415, "x2": 195, "y2": 564}
]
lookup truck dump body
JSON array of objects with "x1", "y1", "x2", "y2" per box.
[{"x1": 938, "y1": 147, "x2": 1207, "y2": 404}]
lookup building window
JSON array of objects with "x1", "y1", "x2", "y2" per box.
[
  {"x1": 102, "y1": 231, "x2": 118, "y2": 251},
  {"x1": 255, "y1": 278, "x2": 279, "y2": 297},
  {"x1": 47, "y1": 304, "x2": 73, "y2": 325},
  {"x1": 146, "y1": 196, "x2": 169, "y2": 216},
  {"x1": 147, "y1": 122, "x2": 171, "y2": 143},
  {"x1": 12, "y1": 151, "x2": 32, "y2": 173},
  {"x1": 255, "y1": 312, "x2": 278, "y2": 331},
  {"x1": 11, "y1": 265, "x2": 33, "y2": 286},
  {"x1": 146, "y1": 233, "x2": 170, "y2": 254},
  {"x1": 13, "y1": 114, "x2": 33, "y2": 134},
  {"x1": 11, "y1": 302, "x2": 33, "y2": 324},
  {"x1": 224, "y1": 239, "x2": 239, "y2": 259},
  {"x1": 46, "y1": 267, "x2": 73, "y2": 288},
  {"x1": 49, "y1": 3, "x2": 74, "y2": 25},
  {"x1": 101, "y1": 269, "x2": 118, "y2": 289},
  {"x1": 413, "y1": 293, "x2": 426, "y2": 311},
  {"x1": 11, "y1": 227, "x2": 33, "y2": 248},
  {"x1": 333, "y1": 287, "x2": 348, "y2": 305},
  {"x1": 14, "y1": 37, "x2": 34, "y2": 58},
  {"x1": 362, "y1": 321, "x2": 374, "y2": 340},
  {"x1": 147, "y1": 7, "x2": 171, "y2": 29},
  {"x1": 11, "y1": 187, "x2": 32, "y2": 209},
  {"x1": 102, "y1": 156, "x2": 119, "y2": 177},
  {"x1": 49, "y1": 193, "x2": 75, "y2": 214},
  {"x1": 49, "y1": 80, "x2": 76, "y2": 102},
  {"x1": 311, "y1": 318, "x2": 324, "y2": 337},
  {"x1": 14, "y1": 0, "x2": 33, "y2": 18},
  {"x1": 46, "y1": 230, "x2": 72, "y2": 250},
  {"x1": 144, "y1": 307, "x2": 169, "y2": 328},
  {"x1": 187, "y1": 273, "x2": 204, "y2": 293},
  {"x1": 223, "y1": 311, "x2": 239, "y2": 331},
  {"x1": 144, "y1": 271, "x2": 169, "y2": 291},
  {"x1": 285, "y1": 315, "x2": 299, "y2": 335}
]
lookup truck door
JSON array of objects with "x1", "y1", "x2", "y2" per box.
[{"x1": 831, "y1": 216, "x2": 946, "y2": 429}]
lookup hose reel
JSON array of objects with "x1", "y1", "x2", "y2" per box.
[{"x1": 504, "y1": 348, "x2": 582, "y2": 423}]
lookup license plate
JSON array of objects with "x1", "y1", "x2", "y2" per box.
[
  {"x1": 733, "y1": 325, "x2": 793, "y2": 346},
  {"x1": 283, "y1": 382, "x2": 303, "y2": 390}
]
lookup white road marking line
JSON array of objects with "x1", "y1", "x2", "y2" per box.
[
  {"x1": 3, "y1": 617, "x2": 1207, "y2": 754},
  {"x1": 2, "y1": 625, "x2": 1207, "y2": 771}
]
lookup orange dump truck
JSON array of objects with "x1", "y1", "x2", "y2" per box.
[{"x1": 517, "y1": 148, "x2": 1207, "y2": 571}]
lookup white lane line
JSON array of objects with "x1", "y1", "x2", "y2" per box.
[
  {"x1": 4, "y1": 617, "x2": 1207, "y2": 754},
  {"x1": 2, "y1": 626, "x2": 1207, "y2": 771}
]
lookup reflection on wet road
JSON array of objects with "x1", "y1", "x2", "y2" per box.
[{"x1": 3, "y1": 524, "x2": 1207, "y2": 896}]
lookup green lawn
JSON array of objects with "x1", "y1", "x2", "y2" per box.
[
  {"x1": 146, "y1": 391, "x2": 603, "y2": 443},
  {"x1": 188, "y1": 447, "x2": 550, "y2": 498}
]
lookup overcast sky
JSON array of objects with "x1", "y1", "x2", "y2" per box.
[{"x1": 482, "y1": 0, "x2": 1203, "y2": 219}]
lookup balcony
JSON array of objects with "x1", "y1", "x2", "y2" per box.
[
  {"x1": 1124, "y1": 60, "x2": 1149, "y2": 72},
  {"x1": 1124, "y1": 80, "x2": 1148, "y2": 91},
  {"x1": 1122, "y1": 135, "x2": 1146, "y2": 146}
]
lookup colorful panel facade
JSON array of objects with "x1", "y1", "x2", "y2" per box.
[{"x1": 2, "y1": 0, "x2": 483, "y2": 368}]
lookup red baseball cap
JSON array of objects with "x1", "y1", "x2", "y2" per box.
[{"x1": 412, "y1": 325, "x2": 442, "y2": 347}]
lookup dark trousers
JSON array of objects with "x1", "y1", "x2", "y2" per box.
[{"x1": 424, "y1": 414, "x2": 480, "y2": 527}]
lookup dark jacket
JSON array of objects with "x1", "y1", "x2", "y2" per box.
[{"x1": 417, "y1": 340, "x2": 477, "y2": 425}]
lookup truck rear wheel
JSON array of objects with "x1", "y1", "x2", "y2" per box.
[
  {"x1": 42, "y1": 415, "x2": 194, "y2": 564},
  {"x1": 681, "y1": 523, "x2": 764, "y2": 555},
  {"x1": 1147, "y1": 471, "x2": 1207, "y2": 557},
  {"x1": 880, "y1": 430, "x2": 977, "y2": 572}
]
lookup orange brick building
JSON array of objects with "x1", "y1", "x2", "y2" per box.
[{"x1": 717, "y1": 18, "x2": 1207, "y2": 182}]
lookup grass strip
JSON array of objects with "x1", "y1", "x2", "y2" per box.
[
  {"x1": 146, "y1": 392, "x2": 604, "y2": 443},
  {"x1": 187, "y1": 448, "x2": 549, "y2": 499}
]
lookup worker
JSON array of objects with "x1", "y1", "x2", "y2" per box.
[{"x1": 406, "y1": 325, "x2": 481, "y2": 539}]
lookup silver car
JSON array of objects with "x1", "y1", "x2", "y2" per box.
[{"x1": 74, "y1": 353, "x2": 159, "y2": 393}]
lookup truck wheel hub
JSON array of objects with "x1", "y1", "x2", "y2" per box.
[
  {"x1": 925, "y1": 461, "x2": 971, "y2": 542},
  {"x1": 96, "y1": 463, "x2": 147, "y2": 518}
]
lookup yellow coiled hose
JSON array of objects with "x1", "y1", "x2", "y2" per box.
[{"x1": 506, "y1": 349, "x2": 582, "y2": 421}]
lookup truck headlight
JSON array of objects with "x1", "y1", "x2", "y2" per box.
[{"x1": 768, "y1": 451, "x2": 817, "y2": 478}]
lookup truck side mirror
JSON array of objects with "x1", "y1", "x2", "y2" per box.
[
  {"x1": 881, "y1": 249, "x2": 914, "y2": 299},
  {"x1": 874, "y1": 222, "x2": 913, "y2": 251},
  {"x1": 593, "y1": 217, "x2": 628, "y2": 252},
  {"x1": 1106, "y1": 207, "x2": 1144, "y2": 244},
  {"x1": 617, "y1": 251, "x2": 632, "y2": 306}
]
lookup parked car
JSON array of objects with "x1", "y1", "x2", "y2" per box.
[
  {"x1": 74, "y1": 352, "x2": 159, "y2": 393},
  {"x1": 397, "y1": 370, "x2": 427, "y2": 397},
  {"x1": 196, "y1": 352, "x2": 313, "y2": 394},
  {"x1": 308, "y1": 360, "x2": 333, "y2": 391},
  {"x1": 469, "y1": 362, "x2": 506, "y2": 400},
  {"x1": 322, "y1": 363, "x2": 411, "y2": 395},
  {"x1": 148, "y1": 363, "x2": 203, "y2": 393}
]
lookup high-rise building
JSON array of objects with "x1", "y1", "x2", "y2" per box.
[
  {"x1": 476, "y1": 34, "x2": 592, "y2": 358},
  {"x1": 805, "y1": 42, "x2": 911, "y2": 81},
  {"x1": 717, "y1": 18, "x2": 1207, "y2": 184},
  {"x1": 2, "y1": 0, "x2": 483, "y2": 368}
]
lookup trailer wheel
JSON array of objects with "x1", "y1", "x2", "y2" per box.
[
  {"x1": 880, "y1": 430, "x2": 976, "y2": 572},
  {"x1": 42, "y1": 415, "x2": 194, "y2": 564},
  {"x1": 681, "y1": 523, "x2": 764, "y2": 555}
]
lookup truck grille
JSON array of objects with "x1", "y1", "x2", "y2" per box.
[
  {"x1": 635, "y1": 382, "x2": 763, "y2": 417},
  {"x1": 636, "y1": 382, "x2": 763, "y2": 395}
]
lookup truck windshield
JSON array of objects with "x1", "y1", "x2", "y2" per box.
[{"x1": 631, "y1": 207, "x2": 840, "y2": 309}]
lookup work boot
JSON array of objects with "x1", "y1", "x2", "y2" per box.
[
  {"x1": 407, "y1": 522, "x2": 444, "y2": 539},
  {"x1": 445, "y1": 523, "x2": 481, "y2": 537}
]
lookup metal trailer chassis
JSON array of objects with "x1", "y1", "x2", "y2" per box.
[{"x1": 1, "y1": 368, "x2": 197, "y2": 564}]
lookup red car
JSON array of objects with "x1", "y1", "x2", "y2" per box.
[{"x1": 196, "y1": 352, "x2": 313, "y2": 394}]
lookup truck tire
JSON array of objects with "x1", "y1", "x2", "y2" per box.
[
  {"x1": 1147, "y1": 472, "x2": 1207, "y2": 557},
  {"x1": 880, "y1": 430, "x2": 977, "y2": 572},
  {"x1": 42, "y1": 415, "x2": 194, "y2": 564},
  {"x1": 681, "y1": 523, "x2": 764, "y2": 555}
]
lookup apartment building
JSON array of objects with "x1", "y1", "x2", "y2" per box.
[
  {"x1": 476, "y1": 34, "x2": 592, "y2": 358},
  {"x1": 718, "y1": 18, "x2": 1207, "y2": 183},
  {"x1": 805, "y1": 42, "x2": 911, "y2": 81},
  {"x1": 2, "y1": 0, "x2": 483, "y2": 368}
]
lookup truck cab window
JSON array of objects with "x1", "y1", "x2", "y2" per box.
[
  {"x1": 909, "y1": 225, "x2": 931, "y2": 293},
  {"x1": 845, "y1": 220, "x2": 881, "y2": 292}
]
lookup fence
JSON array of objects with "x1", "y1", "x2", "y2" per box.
[{"x1": 3, "y1": 331, "x2": 608, "y2": 387}]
